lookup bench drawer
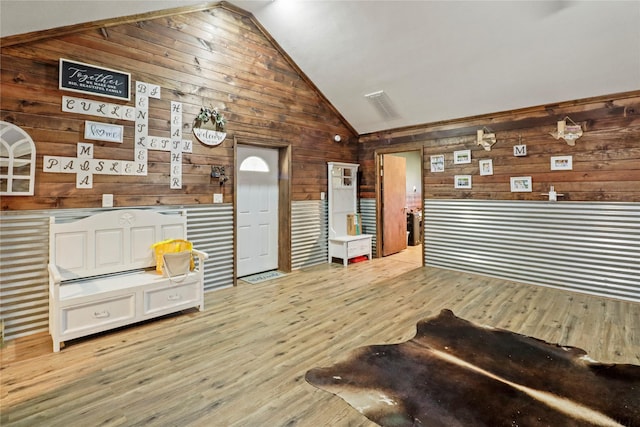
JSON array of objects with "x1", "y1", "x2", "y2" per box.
[
  {"x1": 61, "y1": 294, "x2": 136, "y2": 336},
  {"x1": 143, "y1": 281, "x2": 200, "y2": 315},
  {"x1": 347, "y1": 238, "x2": 370, "y2": 258}
]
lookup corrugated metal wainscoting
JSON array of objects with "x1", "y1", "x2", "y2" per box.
[
  {"x1": 423, "y1": 200, "x2": 640, "y2": 302},
  {"x1": 359, "y1": 198, "x2": 378, "y2": 257},
  {"x1": 0, "y1": 214, "x2": 50, "y2": 341},
  {"x1": 186, "y1": 205, "x2": 234, "y2": 291},
  {"x1": 291, "y1": 200, "x2": 328, "y2": 269},
  {"x1": 0, "y1": 205, "x2": 234, "y2": 341}
]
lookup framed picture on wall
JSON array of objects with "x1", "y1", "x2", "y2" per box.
[
  {"x1": 430, "y1": 154, "x2": 445, "y2": 172},
  {"x1": 550, "y1": 155, "x2": 573, "y2": 170},
  {"x1": 454, "y1": 149, "x2": 471, "y2": 164},
  {"x1": 454, "y1": 175, "x2": 472, "y2": 189},
  {"x1": 479, "y1": 159, "x2": 493, "y2": 176},
  {"x1": 510, "y1": 176, "x2": 532, "y2": 192}
]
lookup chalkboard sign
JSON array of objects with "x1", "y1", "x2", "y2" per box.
[{"x1": 59, "y1": 58, "x2": 130, "y2": 101}]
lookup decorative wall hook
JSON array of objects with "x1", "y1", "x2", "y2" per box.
[
  {"x1": 541, "y1": 185, "x2": 565, "y2": 202},
  {"x1": 550, "y1": 116, "x2": 583, "y2": 146},
  {"x1": 476, "y1": 126, "x2": 497, "y2": 151},
  {"x1": 211, "y1": 165, "x2": 228, "y2": 185}
]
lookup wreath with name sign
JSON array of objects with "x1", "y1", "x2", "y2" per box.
[{"x1": 193, "y1": 106, "x2": 227, "y2": 146}]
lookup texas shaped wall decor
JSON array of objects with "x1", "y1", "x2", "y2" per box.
[{"x1": 550, "y1": 117, "x2": 583, "y2": 146}]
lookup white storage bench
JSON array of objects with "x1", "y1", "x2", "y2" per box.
[
  {"x1": 328, "y1": 235, "x2": 373, "y2": 266},
  {"x1": 48, "y1": 209, "x2": 208, "y2": 352}
]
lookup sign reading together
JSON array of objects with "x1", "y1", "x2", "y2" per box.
[{"x1": 59, "y1": 58, "x2": 130, "y2": 101}]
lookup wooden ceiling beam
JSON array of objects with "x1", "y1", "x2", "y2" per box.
[
  {"x1": 358, "y1": 90, "x2": 640, "y2": 144},
  {"x1": 0, "y1": 2, "x2": 222, "y2": 47}
]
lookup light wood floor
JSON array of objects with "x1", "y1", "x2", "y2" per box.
[{"x1": 2, "y1": 245, "x2": 639, "y2": 426}]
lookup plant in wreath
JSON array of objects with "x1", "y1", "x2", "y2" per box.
[{"x1": 193, "y1": 106, "x2": 227, "y2": 146}]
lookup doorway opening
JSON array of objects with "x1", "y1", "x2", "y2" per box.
[{"x1": 375, "y1": 148, "x2": 423, "y2": 266}]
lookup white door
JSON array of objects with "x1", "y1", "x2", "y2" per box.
[{"x1": 237, "y1": 145, "x2": 279, "y2": 277}]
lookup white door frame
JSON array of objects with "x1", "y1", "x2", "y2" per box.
[
  {"x1": 237, "y1": 145, "x2": 279, "y2": 277},
  {"x1": 233, "y1": 136, "x2": 291, "y2": 284}
]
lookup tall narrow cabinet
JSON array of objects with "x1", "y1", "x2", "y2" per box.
[{"x1": 327, "y1": 162, "x2": 372, "y2": 265}]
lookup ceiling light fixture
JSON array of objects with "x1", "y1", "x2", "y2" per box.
[{"x1": 364, "y1": 90, "x2": 400, "y2": 121}]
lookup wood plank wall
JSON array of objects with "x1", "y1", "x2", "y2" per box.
[
  {"x1": 0, "y1": 4, "x2": 357, "y2": 210},
  {"x1": 358, "y1": 93, "x2": 640, "y2": 202}
]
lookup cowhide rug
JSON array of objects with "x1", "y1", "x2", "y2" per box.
[{"x1": 305, "y1": 309, "x2": 640, "y2": 427}]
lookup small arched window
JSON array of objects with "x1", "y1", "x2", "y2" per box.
[
  {"x1": 1, "y1": 121, "x2": 36, "y2": 196},
  {"x1": 239, "y1": 155, "x2": 270, "y2": 173}
]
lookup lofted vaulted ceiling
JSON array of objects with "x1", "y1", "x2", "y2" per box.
[{"x1": 1, "y1": 1, "x2": 639, "y2": 135}]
